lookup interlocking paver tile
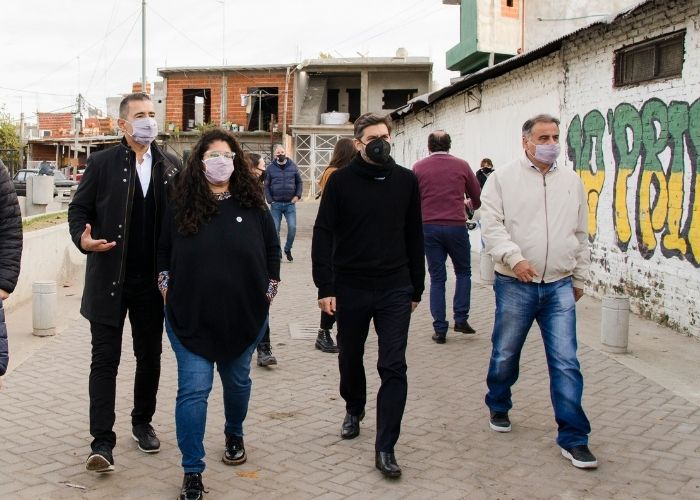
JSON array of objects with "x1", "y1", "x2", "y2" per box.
[{"x1": 1, "y1": 201, "x2": 700, "y2": 498}]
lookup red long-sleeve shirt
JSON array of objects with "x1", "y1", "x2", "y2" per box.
[{"x1": 412, "y1": 152, "x2": 481, "y2": 225}]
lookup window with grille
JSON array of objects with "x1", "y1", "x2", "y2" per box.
[{"x1": 614, "y1": 30, "x2": 685, "y2": 87}]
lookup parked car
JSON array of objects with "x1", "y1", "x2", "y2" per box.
[{"x1": 13, "y1": 168, "x2": 79, "y2": 197}]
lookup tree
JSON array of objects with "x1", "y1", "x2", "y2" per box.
[{"x1": 0, "y1": 109, "x2": 22, "y2": 172}]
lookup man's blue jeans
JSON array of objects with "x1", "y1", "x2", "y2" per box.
[
  {"x1": 166, "y1": 317, "x2": 267, "y2": 473},
  {"x1": 423, "y1": 224, "x2": 472, "y2": 334},
  {"x1": 270, "y1": 201, "x2": 297, "y2": 253},
  {"x1": 485, "y1": 273, "x2": 591, "y2": 449}
]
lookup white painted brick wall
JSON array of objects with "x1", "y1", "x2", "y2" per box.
[{"x1": 393, "y1": 0, "x2": 700, "y2": 337}]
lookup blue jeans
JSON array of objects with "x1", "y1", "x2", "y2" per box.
[
  {"x1": 270, "y1": 201, "x2": 297, "y2": 252},
  {"x1": 485, "y1": 274, "x2": 591, "y2": 449},
  {"x1": 166, "y1": 317, "x2": 267, "y2": 473},
  {"x1": 423, "y1": 224, "x2": 472, "y2": 334}
]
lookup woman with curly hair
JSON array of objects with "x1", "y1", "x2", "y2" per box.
[{"x1": 157, "y1": 129, "x2": 280, "y2": 500}]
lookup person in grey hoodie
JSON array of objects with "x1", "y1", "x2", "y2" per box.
[
  {"x1": 264, "y1": 144, "x2": 302, "y2": 262},
  {"x1": 0, "y1": 159, "x2": 23, "y2": 385}
]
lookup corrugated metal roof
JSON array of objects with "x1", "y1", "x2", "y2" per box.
[{"x1": 391, "y1": 0, "x2": 653, "y2": 119}]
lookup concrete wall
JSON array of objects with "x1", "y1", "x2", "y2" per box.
[
  {"x1": 368, "y1": 71, "x2": 431, "y2": 113},
  {"x1": 477, "y1": 0, "x2": 521, "y2": 54},
  {"x1": 4, "y1": 223, "x2": 85, "y2": 312},
  {"x1": 326, "y1": 76, "x2": 362, "y2": 114},
  {"x1": 393, "y1": 0, "x2": 700, "y2": 337}
]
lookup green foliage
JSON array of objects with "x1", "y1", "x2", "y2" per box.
[{"x1": 0, "y1": 109, "x2": 21, "y2": 152}]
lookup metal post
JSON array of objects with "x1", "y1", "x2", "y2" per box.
[
  {"x1": 142, "y1": 0, "x2": 147, "y2": 92},
  {"x1": 258, "y1": 90, "x2": 263, "y2": 132},
  {"x1": 601, "y1": 295, "x2": 630, "y2": 353}
]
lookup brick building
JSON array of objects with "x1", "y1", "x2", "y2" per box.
[
  {"x1": 391, "y1": 0, "x2": 700, "y2": 337},
  {"x1": 157, "y1": 65, "x2": 295, "y2": 134},
  {"x1": 37, "y1": 112, "x2": 74, "y2": 138}
]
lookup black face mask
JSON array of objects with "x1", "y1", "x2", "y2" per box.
[
  {"x1": 363, "y1": 138, "x2": 391, "y2": 164},
  {"x1": 276, "y1": 154, "x2": 286, "y2": 163}
]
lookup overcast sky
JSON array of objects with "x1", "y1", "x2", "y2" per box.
[{"x1": 0, "y1": 0, "x2": 460, "y2": 123}]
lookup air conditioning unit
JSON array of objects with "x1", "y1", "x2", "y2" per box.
[{"x1": 40, "y1": 130, "x2": 51, "y2": 137}]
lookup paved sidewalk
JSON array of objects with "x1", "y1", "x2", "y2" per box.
[{"x1": 1, "y1": 201, "x2": 699, "y2": 499}]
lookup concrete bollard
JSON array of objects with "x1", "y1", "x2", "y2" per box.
[
  {"x1": 479, "y1": 251, "x2": 495, "y2": 285},
  {"x1": 32, "y1": 280, "x2": 57, "y2": 337},
  {"x1": 601, "y1": 295, "x2": 629, "y2": 353}
]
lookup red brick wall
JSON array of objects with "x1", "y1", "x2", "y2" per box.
[
  {"x1": 37, "y1": 113, "x2": 73, "y2": 137},
  {"x1": 164, "y1": 70, "x2": 294, "y2": 130}
]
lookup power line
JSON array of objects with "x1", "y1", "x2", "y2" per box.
[
  {"x1": 84, "y1": 0, "x2": 120, "y2": 96},
  {"x1": 100, "y1": 12, "x2": 141, "y2": 86},
  {"x1": 0, "y1": 85, "x2": 75, "y2": 97},
  {"x1": 20, "y1": 8, "x2": 141, "y2": 91}
]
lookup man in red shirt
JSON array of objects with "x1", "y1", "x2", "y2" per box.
[{"x1": 412, "y1": 130, "x2": 481, "y2": 343}]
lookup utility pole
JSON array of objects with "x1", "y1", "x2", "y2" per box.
[
  {"x1": 73, "y1": 94, "x2": 82, "y2": 179},
  {"x1": 142, "y1": 0, "x2": 147, "y2": 92}
]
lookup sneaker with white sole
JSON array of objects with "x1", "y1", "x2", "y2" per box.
[
  {"x1": 489, "y1": 410, "x2": 512, "y2": 432},
  {"x1": 86, "y1": 447, "x2": 115, "y2": 473},
  {"x1": 561, "y1": 445, "x2": 598, "y2": 469}
]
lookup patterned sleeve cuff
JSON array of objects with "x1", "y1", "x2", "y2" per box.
[
  {"x1": 266, "y1": 279, "x2": 280, "y2": 304},
  {"x1": 158, "y1": 271, "x2": 170, "y2": 293}
]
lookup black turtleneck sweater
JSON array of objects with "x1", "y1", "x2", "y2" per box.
[{"x1": 312, "y1": 155, "x2": 425, "y2": 302}]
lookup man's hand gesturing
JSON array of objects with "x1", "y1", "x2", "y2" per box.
[{"x1": 80, "y1": 224, "x2": 117, "y2": 252}]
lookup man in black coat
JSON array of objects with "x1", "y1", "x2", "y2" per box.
[
  {"x1": 68, "y1": 93, "x2": 180, "y2": 473},
  {"x1": 0, "y1": 159, "x2": 22, "y2": 388},
  {"x1": 312, "y1": 113, "x2": 425, "y2": 478}
]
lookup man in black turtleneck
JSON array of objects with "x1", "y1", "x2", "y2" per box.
[{"x1": 312, "y1": 112, "x2": 425, "y2": 478}]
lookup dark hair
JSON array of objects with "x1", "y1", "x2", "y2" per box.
[
  {"x1": 246, "y1": 152, "x2": 262, "y2": 169},
  {"x1": 522, "y1": 114, "x2": 560, "y2": 138},
  {"x1": 481, "y1": 158, "x2": 493, "y2": 168},
  {"x1": 328, "y1": 138, "x2": 356, "y2": 169},
  {"x1": 353, "y1": 112, "x2": 392, "y2": 139},
  {"x1": 173, "y1": 129, "x2": 265, "y2": 235},
  {"x1": 119, "y1": 93, "x2": 151, "y2": 119},
  {"x1": 427, "y1": 130, "x2": 451, "y2": 152}
]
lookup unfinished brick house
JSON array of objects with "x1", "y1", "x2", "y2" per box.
[{"x1": 157, "y1": 65, "x2": 295, "y2": 134}]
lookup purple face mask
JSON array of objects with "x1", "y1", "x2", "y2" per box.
[
  {"x1": 530, "y1": 142, "x2": 560, "y2": 164},
  {"x1": 203, "y1": 156, "x2": 235, "y2": 185},
  {"x1": 126, "y1": 117, "x2": 158, "y2": 145}
]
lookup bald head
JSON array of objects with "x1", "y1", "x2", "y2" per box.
[{"x1": 428, "y1": 130, "x2": 451, "y2": 153}]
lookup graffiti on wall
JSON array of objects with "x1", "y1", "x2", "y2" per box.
[{"x1": 568, "y1": 97, "x2": 700, "y2": 267}]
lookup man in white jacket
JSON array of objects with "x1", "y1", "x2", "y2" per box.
[{"x1": 480, "y1": 114, "x2": 597, "y2": 469}]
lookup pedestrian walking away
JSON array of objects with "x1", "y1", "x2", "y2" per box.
[
  {"x1": 0, "y1": 159, "x2": 23, "y2": 390},
  {"x1": 480, "y1": 113, "x2": 597, "y2": 469},
  {"x1": 412, "y1": 130, "x2": 481, "y2": 344},
  {"x1": 68, "y1": 93, "x2": 181, "y2": 473},
  {"x1": 312, "y1": 112, "x2": 425, "y2": 478},
  {"x1": 265, "y1": 144, "x2": 302, "y2": 262},
  {"x1": 315, "y1": 137, "x2": 355, "y2": 354},
  {"x1": 247, "y1": 152, "x2": 278, "y2": 367},
  {"x1": 158, "y1": 130, "x2": 280, "y2": 500}
]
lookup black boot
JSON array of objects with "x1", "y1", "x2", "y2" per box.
[
  {"x1": 315, "y1": 329, "x2": 339, "y2": 353},
  {"x1": 375, "y1": 451, "x2": 402, "y2": 478},
  {"x1": 257, "y1": 343, "x2": 277, "y2": 366}
]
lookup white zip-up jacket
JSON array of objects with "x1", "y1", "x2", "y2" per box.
[{"x1": 481, "y1": 155, "x2": 590, "y2": 289}]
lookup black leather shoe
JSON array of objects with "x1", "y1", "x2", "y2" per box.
[
  {"x1": 132, "y1": 423, "x2": 160, "y2": 453},
  {"x1": 432, "y1": 332, "x2": 446, "y2": 344},
  {"x1": 222, "y1": 434, "x2": 246, "y2": 465},
  {"x1": 454, "y1": 321, "x2": 476, "y2": 334},
  {"x1": 284, "y1": 249, "x2": 293, "y2": 262},
  {"x1": 180, "y1": 472, "x2": 206, "y2": 500},
  {"x1": 341, "y1": 410, "x2": 365, "y2": 439},
  {"x1": 375, "y1": 451, "x2": 402, "y2": 478}
]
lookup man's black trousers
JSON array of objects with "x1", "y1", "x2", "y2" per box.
[
  {"x1": 89, "y1": 275, "x2": 163, "y2": 451},
  {"x1": 335, "y1": 285, "x2": 413, "y2": 453}
]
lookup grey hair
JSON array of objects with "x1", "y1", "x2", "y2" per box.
[
  {"x1": 273, "y1": 144, "x2": 285, "y2": 152},
  {"x1": 522, "y1": 114, "x2": 560, "y2": 138}
]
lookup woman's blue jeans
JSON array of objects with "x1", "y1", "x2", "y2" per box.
[
  {"x1": 485, "y1": 274, "x2": 591, "y2": 449},
  {"x1": 166, "y1": 317, "x2": 267, "y2": 473}
]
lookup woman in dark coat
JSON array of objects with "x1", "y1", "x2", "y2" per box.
[
  {"x1": 157, "y1": 130, "x2": 280, "y2": 500},
  {"x1": 0, "y1": 159, "x2": 23, "y2": 383}
]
